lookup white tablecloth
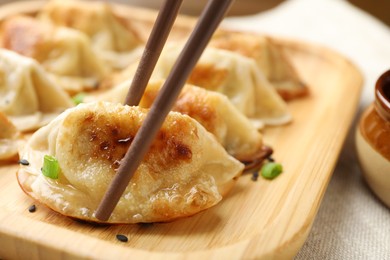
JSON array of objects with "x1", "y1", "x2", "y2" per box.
[{"x1": 224, "y1": 0, "x2": 390, "y2": 258}]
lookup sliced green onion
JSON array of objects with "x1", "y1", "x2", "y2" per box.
[
  {"x1": 42, "y1": 155, "x2": 60, "y2": 179},
  {"x1": 72, "y1": 92, "x2": 87, "y2": 105},
  {"x1": 261, "y1": 162, "x2": 283, "y2": 180}
]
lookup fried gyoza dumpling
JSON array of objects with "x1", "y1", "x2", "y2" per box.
[
  {"x1": 209, "y1": 31, "x2": 308, "y2": 100},
  {"x1": 0, "y1": 49, "x2": 73, "y2": 132},
  {"x1": 157, "y1": 45, "x2": 292, "y2": 127},
  {"x1": 17, "y1": 102, "x2": 244, "y2": 223},
  {"x1": 105, "y1": 44, "x2": 291, "y2": 128},
  {"x1": 0, "y1": 111, "x2": 19, "y2": 161},
  {"x1": 0, "y1": 16, "x2": 108, "y2": 94},
  {"x1": 89, "y1": 80, "x2": 264, "y2": 162},
  {"x1": 39, "y1": 0, "x2": 143, "y2": 70}
]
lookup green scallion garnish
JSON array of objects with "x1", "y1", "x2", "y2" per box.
[
  {"x1": 42, "y1": 155, "x2": 60, "y2": 179},
  {"x1": 261, "y1": 162, "x2": 283, "y2": 180},
  {"x1": 72, "y1": 92, "x2": 87, "y2": 105}
]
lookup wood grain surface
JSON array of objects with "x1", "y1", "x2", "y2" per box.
[{"x1": 0, "y1": 1, "x2": 363, "y2": 259}]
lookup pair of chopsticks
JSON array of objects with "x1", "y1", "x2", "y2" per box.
[{"x1": 95, "y1": 0, "x2": 234, "y2": 221}]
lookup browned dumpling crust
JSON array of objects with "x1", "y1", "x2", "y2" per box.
[
  {"x1": 140, "y1": 81, "x2": 265, "y2": 161},
  {"x1": 17, "y1": 102, "x2": 244, "y2": 223},
  {"x1": 86, "y1": 80, "x2": 265, "y2": 162}
]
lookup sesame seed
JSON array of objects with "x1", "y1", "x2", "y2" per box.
[
  {"x1": 116, "y1": 234, "x2": 128, "y2": 242},
  {"x1": 28, "y1": 205, "x2": 36, "y2": 213},
  {"x1": 18, "y1": 159, "x2": 30, "y2": 166},
  {"x1": 251, "y1": 171, "x2": 259, "y2": 182}
]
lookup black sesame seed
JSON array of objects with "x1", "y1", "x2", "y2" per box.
[
  {"x1": 18, "y1": 159, "x2": 30, "y2": 166},
  {"x1": 28, "y1": 205, "x2": 36, "y2": 213},
  {"x1": 116, "y1": 234, "x2": 128, "y2": 242},
  {"x1": 251, "y1": 171, "x2": 259, "y2": 182}
]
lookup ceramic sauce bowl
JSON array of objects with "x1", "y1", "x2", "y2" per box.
[{"x1": 356, "y1": 70, "x2": 390, "y2": 207}]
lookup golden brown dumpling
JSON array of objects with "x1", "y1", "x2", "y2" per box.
[
  {"x1": 0, "y1": 16, "x2": 108, "y2": 94},
  {"x1": 0, "y1": 111, "x2": 19, "y2": 161},
  {"x1": 209, "y1": 31, "x2": 308, "y2": 100},
  {"x1": 157, "y1": 45, "x2": 292, "y2": 127},
  {"x1": 17, "y1": 102, "x2": 244, "y2": 223},
  {"x1": 104, "y1": 44, "x2": 291, "y2": 128},
  {"x1": 0, "y1": 49, "x2": 73, "y2": 132},
  {"x1": 89, "y1": 80, "x2": 264, "y2": 162},
  {"x1": 39, "y1": 0, "x2": 143, "y2": 70},
  {"x1": 141, "y1": 81, "x2": 265, "y2": 161}
]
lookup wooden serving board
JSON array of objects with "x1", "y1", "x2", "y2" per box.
[{"x1": 0, "y1": 1, "x2": 363, "y2": 259}]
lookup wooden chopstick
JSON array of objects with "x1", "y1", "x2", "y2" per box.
[
  {"x1": 124, "y1": 0, "x2": 183, "y2": 106},
  {"x1": 95, "y1": 0, "x2": 235, "y2": 221}
]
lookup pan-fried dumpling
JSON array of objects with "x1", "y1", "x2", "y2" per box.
[
  {"x1": 39, "y1": 0, "x2": 143, "y2": 70},
  {"x1": 143, "y1": 82, "x2": 266, "y2": 161},
  {"x1": 209, "y1": 31, "x2": 308, "y2": 100},
  {"x1": 89, "y1": 80, "x2": 264, "y2": 162},
  {"x1": 17, "y1": 102, "x2": 244, "y2": 223},
  {"x1": 0, "y1": 16, "x2": 108, "y2": 94},
  {"x1": 0, "y1": 49, "x2": 73, "y2": 132},
  {"x1": 155, "y1": 45, "x2": 292, "y2": 127},
  {"x1": 105, "y1": 44, "x2": 291, "y2": 128},
  {"x1": 0, "y1": 111, "x2": 19, "y2": 161}
]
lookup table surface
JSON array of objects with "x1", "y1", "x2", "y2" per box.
[{"x1": 0, "y1": 0, "x2": 389, "y2": 259}]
